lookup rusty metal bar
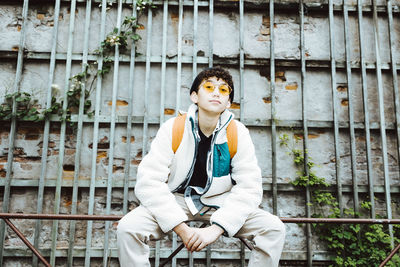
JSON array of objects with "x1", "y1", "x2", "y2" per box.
[
  {"x1": 379, "y1": 242, "x2": 400, "y2": 267},
  {"x1": 3, "y1": 218, "x2": 51, "y2": 267},
  {"x1": 4, "y1": 213, "x2": 400, "y2": 224}
]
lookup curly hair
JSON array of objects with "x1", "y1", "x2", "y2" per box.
[{"x1": 190, "y1": 67, "x2": 234, "y2": 103}]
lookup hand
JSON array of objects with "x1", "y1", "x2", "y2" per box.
[
  {"x1": 186, "y1": 224, "x2": 224, "y2": 252},
  {"x1": 173, "y1": 223, "x2": 196, "y2": 247}
]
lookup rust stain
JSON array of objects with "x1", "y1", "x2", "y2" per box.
[
  {"x1": 337, "y1": 85, "x2": 347, "y2": 92},
  {"x1": 113, "y1": 222, "x2": 119, "y2": 229},
  {"x1": 230, "y1": 102, "x2": 240, "y2": 109},
  {"x1": 37, "y1": 13, "x2": 45, "y2": 20},
  {"x1": 96, "y1": 151, "x2": 107, "y2": 163},
  {"x1": 285, "y1": 83, "x2": 298, "y2": 90},
  {"x1": 164, "y1": 108, "x2": 175, "y2": 115},
  {"x1": 263, "y1": 97, "x2": 272, "y2": 104},
  {"x1": 341, "y1": 99, "x2": 349, "y2": 106},
  {"x1": 108, "y1": 100, "x2": 129, "y2": 106},
  {"x1": 131, "y1": 159, "x2": 142, "y2": 165},
  {"x1": 12, "y1": 46, "x2": 19, "y2": 52},
  {"x1": 305, "y1": 52, "x2": 310, "y2": 57},
  {"x1": 17, "y1": 25, "x2": 21, "y2": 32},
  {"x1": 137, "y1": 24, "x2": 145, "y2": 30},
  {"x1": 122, "y1": 136, "x2": 135, "y2": 143},
  {"x1": 294, "y1": 133, "x2": 319, "y2": 139}
]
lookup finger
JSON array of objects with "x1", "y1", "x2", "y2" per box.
[
  {"x1": 191, "y1": 239, "x2": 203, "y2": 252},
  {"x1": 196, "y1": 242, "x2": 207, "y2": 252},
  {"x1": 186, "y1": 234, "x2": 198, "y2": 250}
]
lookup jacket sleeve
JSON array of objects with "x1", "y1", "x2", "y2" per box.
[
  {"x1": 210, "y1": 121, "x2": 263, "y2": 237},
  {"x1": 134, "y1": 118, "x2": 189, "y2": 233}
]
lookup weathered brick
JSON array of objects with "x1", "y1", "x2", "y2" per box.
[{"x1": 164, "y1": 108, "x2": 175, "y2": 115}]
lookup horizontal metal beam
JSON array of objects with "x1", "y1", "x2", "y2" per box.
[
  {"x1": 0, "y1": 180, "x2": 399, "y2": 194},
  {"x1": 2, "y1": 247, "x2": 333, "y2": 262},
  {"x1": 3, "y1": 0, "x2": 400, "y2": 13},
  {"x1": 1, "y1": 116, "x2": 398, "y2": 131},
  {"x1": 0, "y1": 50, "x2": 399, "y2": 71}
]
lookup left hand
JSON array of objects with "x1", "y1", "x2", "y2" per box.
[{"x1": 186, "y1": 224, "x2": 224, "y2": 252}]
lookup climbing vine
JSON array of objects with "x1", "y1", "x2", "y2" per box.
[
  {"x1": 279, "y1": 133, "x2": 400, "y2": 266},
  {"x1": 0, "y1": 1, "x2": 155, "y2": 126}
]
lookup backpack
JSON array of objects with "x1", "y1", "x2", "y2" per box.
[{"x1": 172, "y1": 113, "x2": 238, "y2": 158}]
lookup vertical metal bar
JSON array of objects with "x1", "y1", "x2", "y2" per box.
[
  {"x1": 208, "y1": 0, "x2": 214, "y2": 67},
  {"x1": 357, "y1": 0, "x2": 375, "y2": 218},
  {"x1": 299, "y1": 1, "x2": 312, "y2": 266},
  {"x1": 142, "y1": 5, "x2": 153, "y2": 156},
  {"x1": 159, "y1": 0, "x2": 168, "y2": 125},
  {"x1": 269, "y1": 0, "x2": 278, "y2": 215},
  {"x1": 103, "y1": 0, "x2": 123, "y2": 265},
  {"x1": 50, "y1": 0, "x2": 77, "y2": 265},
  {"x1": 175, "y1": 0, "x2": 183, "y2": 115},
  {"x1": 189, "y1": 221, "x2": 193, "y2": 266},
  {"x1": 32, "y1": 1, "x2": 61, "y2": 266},
  {"x1": 155, "y1": 240, "x2": 161, "y2": 267},
  {"x1": 328, "y1": 0, "x2": 344, "y2": 216},
  {"x1": 206, "y1": 245, "x2": 211, "y2": 267},
  {"x1": 172, "y1": 233, "x2": 177, "y2": 267},
  {"x1": 240, "y1": 242, "x2": 245, "y2": 267},
  {"x1": 387, "y1": 0, "x2": 400, "y2": 204},
  {"x1": 192, "y1": 0, "x2": 198, "y2": 80},
  {"x1": 123, "y1": 0, "x2": 138, "y2": 216},
  {"x1": 372, "y1": 0, "x2": 393, "y2": 247},
  {"x1": 239, "y1": 0, "x2": 244, "y2": 121},
  {"x1": 67, "y1": 1, "x2": 92, "y2": 265},
  {"x1": 0, "y1": 0, "x2": 29, "y2": 265},
  {"x1": 84, "y1": 0, "x2": 107, "y2": 265},
  {"x1": 343, "y1": 1, "x2": 359, "y2": 215}
]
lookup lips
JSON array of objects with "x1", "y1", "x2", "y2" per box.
[{"x1": 209, "y1": 100, "x2": 221, "y2": 104}]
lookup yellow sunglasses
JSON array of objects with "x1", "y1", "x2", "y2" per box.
[{"x1": 202, "y1": 81, "x2": 232, "y2": 96}]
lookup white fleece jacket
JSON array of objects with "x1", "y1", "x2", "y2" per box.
[{"x1": 134, "y1": 104, "x2": 263, "y2": 237}]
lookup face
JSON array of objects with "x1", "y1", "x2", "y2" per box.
[{"x1": 190, "y1": 76, "x2": 231, "y2": 115}]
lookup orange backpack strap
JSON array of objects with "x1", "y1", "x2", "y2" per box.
[
  {"x1": 226, "y1": 120, "x2": 238, "y2": 159},
  {"x1": 172, "y1": 113, "x2": 187, "y2": 153}
]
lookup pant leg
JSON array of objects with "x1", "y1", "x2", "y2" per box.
[
  {"x1": 235, "y1": 209, "x2": 286, "y2": 267},
  {"x1": 117, "y1": 205, "x2": 164, "y2": 267}
]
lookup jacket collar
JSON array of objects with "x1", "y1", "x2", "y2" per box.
[{"x1": 186, "y1": 103, "x2": 234, "y2": 134}]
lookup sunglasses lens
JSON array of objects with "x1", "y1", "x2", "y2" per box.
[
  {"x1": 203, "y1": 82, "x2": 215, "y2": 93},
  {"x1": 219, "y1": 85, "x2": 230, "y2": 96}
]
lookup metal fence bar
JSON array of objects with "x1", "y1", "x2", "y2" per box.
[
  {"x1": 208, "y1": 0, "x2": 213, "y2": 67},
  {"x1": 328, "y1": 0, "x2": 343, "y2": 216},
  {"x1": 175, "y1": 0, "x2": 183, "y2": 115},
  {"x1": 387, "y1": 0, "x2": 400, "y2": 205},
  {"x1": 372, "y1": 0, "x2": 393, "y2": 247},
  {"x1": 159, "y1": 0, "x2": 168, "y2": 125},
  {"x1": 343, "y1": 1, "x2": 359, "y2": 215},
  {"x1": 299, "y1": 1, "x2": 312, "y2": 266},
  {"x1": 103, "y1": 0, "x2": 123, "y2": 265},
  {"x1": 269, "y1": 0, "x2": 277, "y2": 216},
  {"x1": 0, "y1": 0, "x2": 29, "y2": 265},
  {"x1": 50, "y1": 0, "x2": 77, "y2": 264},
  {"x1": 142, "y1": 6, "x2": 153, "y2": 157},
  {"x1": 4, "y1": 218, "x2": 51, "y2": 267},
  {"x1": 123, "y1": 0, "x2": 138, "y2": 215},
  {"x1": 239, "y1": 0, "x2": 244, "y2": 121},
  {"x1": 192, "y1": 0, "x2": 198, "y2": 80},
  {"x1": 4, "y1": 213, "x2": 400, "y2": 224},
  {"x1": 155, "y1": 2, "x2": 167, "y2": 265},
  {"x1": 357, "y1": 0, "x2": 375, "y2": 218},
  {"x1": 32, "y1": 1, "x2": 61, "y2": 266},
  {"x1": 84, "y1": 0, "x2": 107, "y2": 265},
  {"x1": 67, "y1": 1, "x2": 92, "y2": 265}
]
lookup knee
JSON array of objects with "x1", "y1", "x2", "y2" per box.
[{"x1": 117, "y1": 212, "x2": 141, "y2": 239}]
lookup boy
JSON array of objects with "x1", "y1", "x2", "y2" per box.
[{"x1": 117, "y1": 67, "x2": 285, "y2": 266}]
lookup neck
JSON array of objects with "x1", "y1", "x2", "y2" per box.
[{"x1": 197, "y1": 107, "x2": 220, "y2": 137}]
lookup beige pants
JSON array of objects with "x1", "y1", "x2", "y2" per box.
[{"x1": 117, "y1": 194, "x2": 285, "y2": 267}]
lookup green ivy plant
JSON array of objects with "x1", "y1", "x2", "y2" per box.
[
  {"x1": 279, "y1": 133, "x2": 400, "y2": 267},
  {"x1": 0, "y1": 1, "x2": 155, "y2": 125}
]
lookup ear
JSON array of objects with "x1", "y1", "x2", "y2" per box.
[{"x1": 190, "y1": 91, "x2": 198, "y2": 104}]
